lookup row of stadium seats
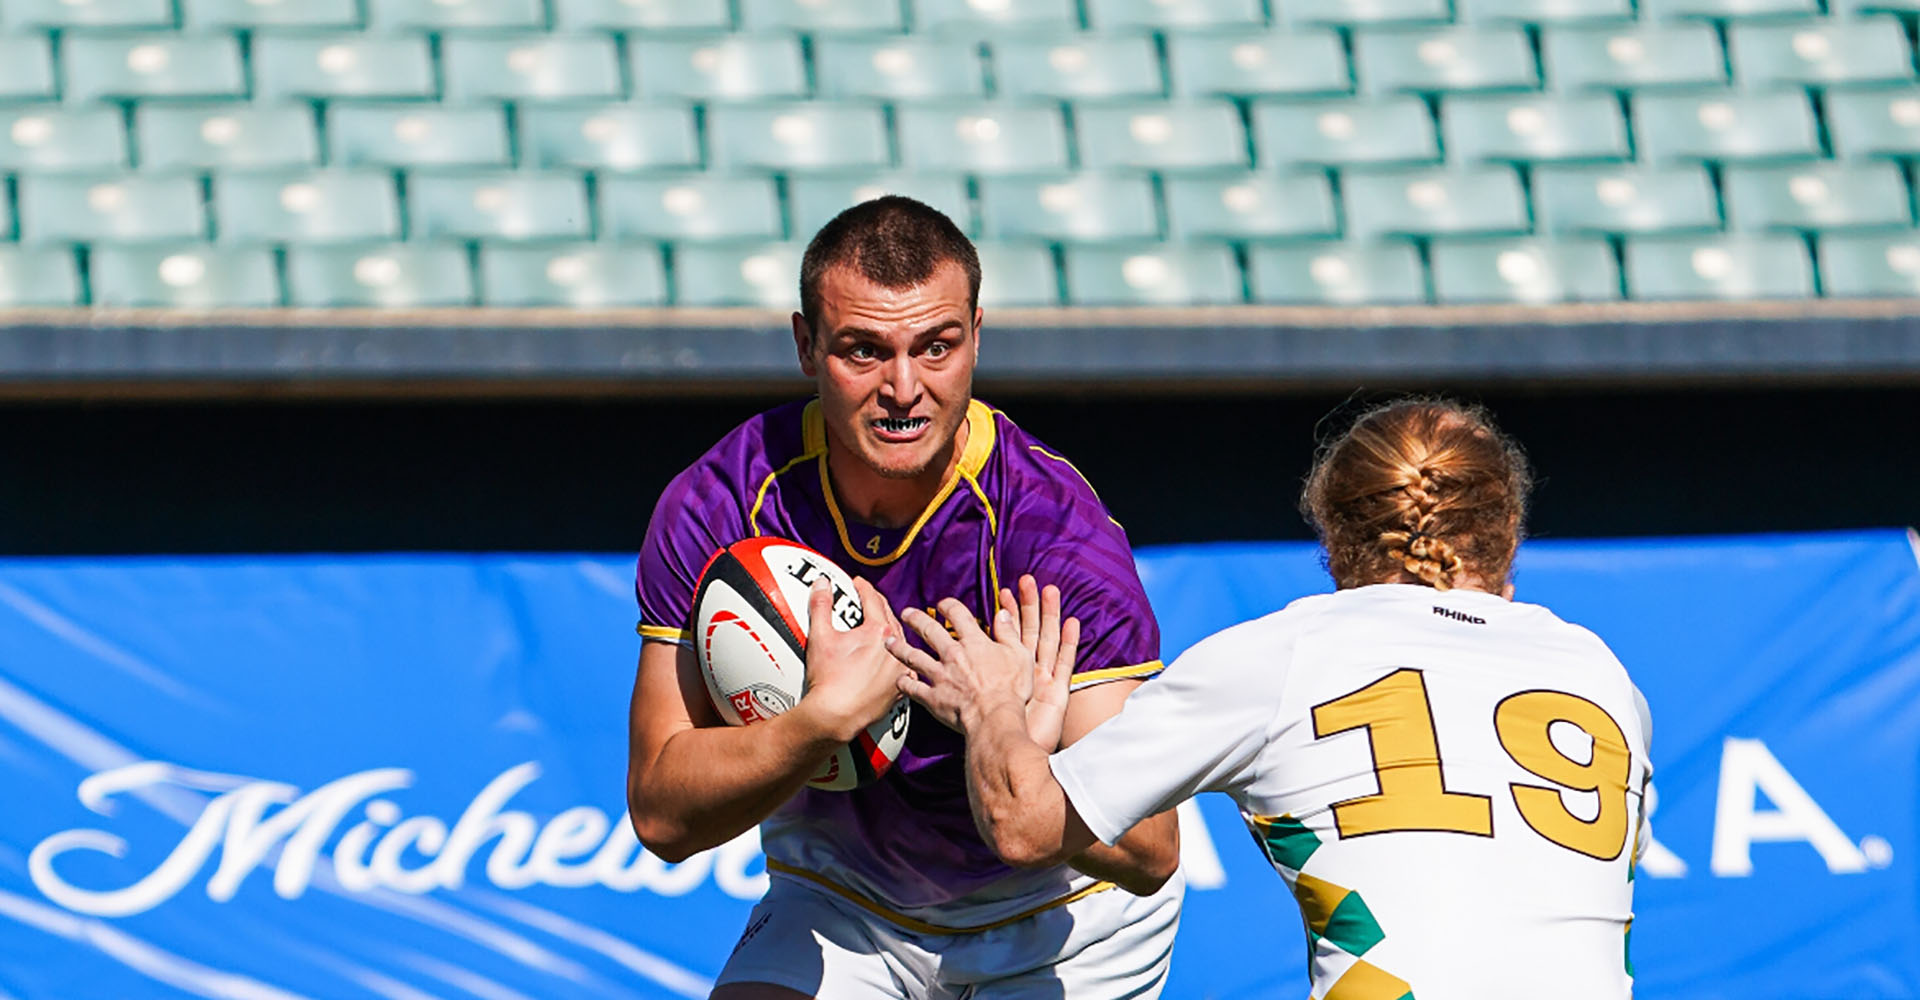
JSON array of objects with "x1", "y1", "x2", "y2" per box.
[
  {"x1": 2, "y1": 232, "x2": 1913, "y2": 306},
  {"x1": 0, "y1": 23, "x2": 1915, "y2": 103}
]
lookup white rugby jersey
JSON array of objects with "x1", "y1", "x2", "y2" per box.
[{"x1": 1052, "y1": 583, "x2": 1652, "y2": 1000}]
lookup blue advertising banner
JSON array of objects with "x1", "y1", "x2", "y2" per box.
[{"x1": 1, "y1": 531, "x2": 1916, "y2": 999}]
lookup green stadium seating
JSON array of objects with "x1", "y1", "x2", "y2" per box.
[
  {"x1": 19, "y1": 174, "x2": 204, "y2": 244},
  {"x1": 286, "y1": 245, "x2": 476, "y2": 307},
  {"x1": 979, "y1": 174, "x2": 1158, "y2": 241},
  {"x1": 816, "y1": 38, "x2": 987, "y2": 99},
  {"x1": 213, "y1": 171, "x2": 401, "y2": 243},
  {"x1": 1246, "y1": 242, "x2": 1426, "y2": 303},
  {"x1": 366, "y1": 0, "x2": 544, "y2": 29},
  {"x1": 1355, "y1": 26, "x2": 1539, "y2": 93},
  {"x1": 63, "y1": 34, "x2": 245, "y2": 101},
  {"x1": 0, "y1": 247, "x2": 80, "y2": 306},
  {"x1": 1722, "y1": 161, "x2": 1912, "y2": 230},
  {"x1": 740, "y1": 0, "x2": 903, "y2": 31},
  {"x1": 672, "y1": 241, "x2": 802, "y2": 306},
  {"x1": 707, "y1": 103, "x2": 891, "y2": 170},
  {"x1": 517, "y1": 105, "x2": 700, "y2": 171},
  {"x1": 1818, "y1": 232, "x2": 1920, "y2": 296},
  {"x1": 896, "y1": 103, "x2": 1070, "y2": 172},
  {"x1": 327, "y1": 106, "x2": 509, "y2": 168},
  {"x1": 1076, "y1": 101, "x2": 1248, "y2": 169},
  {"x1": 1343, "y1": 165, "x2": 1530, "y2": 236},
  {"x1": 1826, "y1": 87, "x2": 1920, "y2": 158},
  {"x1": 442, "y1": 36, "x2": 624, "y2": 102},
  {"x1": 1542, "y1": 25, "x2": 1726, "y2": 90},
  {"x1": 1, "y1": 0, "x2": 170, "y2": 28},
  {"x1": 1624, "y1": 234, "x2": 1813, "y2": 299},
  {"x1": 1633, "y1": 90, "x2": 1820, "y2": 161},
  {"x1": 1164, "y1": 172, "x2": 1337, "y2": 238},
  {"x1": 1165, "y1": 31, "x2": 1351, "y2": 97},
  {"x1": 599, "y1": 175, "x2": 783, "y2": 240},
  {"x1": 0, "y1": 187, "x2": 11, "y2": 238},
  {"x1": 0, "y1": 107, "x2": 126, "y2": 170},
  {"x1": 137, "y1": 105, "x2": 319, "y2": 169},
  {"x1": 787, "y1": 173, "x2": 974, "y2": 237},
  {"x1": 253, "y1": 36, "x2": 435, "y2": 100},
  {"x1": 975, "y1": 243, "x2": 1062, "y2": 305},
  {"x1": 91, "y1": 245, "x2": 280, "y2": 307},
  {"x1": 1641, "y1": 0, "x2": 1816, "y2": 19},
  {"x1": 1429, "y1": 237, "x2": 1621, "y2": 302},
  {"x1": 1064, "y1": 243, "x2": 1243, "y2": 304},
  {"x1": 0, "y1": 35, "x2": 56, "y2": 99},
  {"x1": 479, "y1": 244, "x2": 669, "y2": 307},
  {"x1": 1253, "y1": 96, "x2": 1439, "y2": 165},
  {"x1": 992, "y1": 36, "x2": 1165, "y2": 99},
  {"x1": 1457, "y1": 0, "x2": 1630, "y2": 23},
  {"x1": 1280, "y1": 0, "x2": 1450, "y2": 26},
  {"x1": 631, "y1": 35, "x2": 807, "y2": 101},
  {"x1": 1442, "y1": 94, "x2": 1629, "y2": 162},
  {"x1": 1728, "y1": 18, "x2": 1914, "y2": 86},
  {"x1": 182, "y1": 0, "x2": 360, "y2": 28},
  {"x1": 1086, "y1": 0, "x2": 1265, "y2": 28},
  {"x1": 552, "y1": 0, "x2": 730, "y2": 29},
  {"x1": 914, "y1": 0, "x2": 1080, "y2": 34},
  {"x1": 1534, "y1": 163, "x2": 1720, "y2": 232},
  {"x1": 409, "y1": 172, "x2": 592, "y2": 241}
]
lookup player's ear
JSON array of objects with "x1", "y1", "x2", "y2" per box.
[
  {"x1": 792, "y1": 312, "x2": 819, "y2": 377},
  {"x1": 970, "y1": 306, "x2": 984, "y2": 358}
]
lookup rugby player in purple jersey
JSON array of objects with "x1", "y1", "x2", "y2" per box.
[{"x1": 626, "y1": 196, "x2": 1183, "y2": 1000}]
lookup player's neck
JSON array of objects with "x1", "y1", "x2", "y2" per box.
[{"x1": 826, "y1": 419, "x2": 971, "y2": 529}]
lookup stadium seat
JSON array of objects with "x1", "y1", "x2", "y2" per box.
[
  {"x1": 787, "y1": 173, "x2": 973, "y2": 237},
  {"x1": 975, "y1": 243, "x2": 1062, "y2": 305},
  {"x1": 1640, "y1": 0, "x2": 1816, "y2": 19},
  {"x1": 443, "y1": 36, "x2": 623, "y2": 101},
  {"x1": 0, "y1": 247, "x2": 80, "y2": 306},
  {"x1": 552, "y1": 0, "x2": 729, "y2": 29},
  {"x1": 1429, "y1": 237, "x2": 1621, "y2": 302},
  {"x1": 253, "y1": 35, "x2": 434, "y2": 100},
  {"x1": 19, "y1": 174, "x2": 204, "y2": 244},
  {"x1": 707, "y1": 103, "x2": 890, "y2": 170},
  {"x1": 631, "y1": 35, "x2": 807, "y2": 101},
  {"x1": 480, "y1": 244, "x2": 668, "y2": 307},
  {"x1": 672, "y1": 241, "x2": 802, "y2": 306},
  {"x1": 1253, "y1": 96, "x2": 1439, "y2": 165},
  {"x1": 1166, "y1": 31, "x2": 1351, "y2": 97},
  {"x1": 0, "y1": 195, "x2": 12, "y2": 242},
  {"x1": 1076, "y1": 101, "x2": 1248, "y2": 169},
  {"x1": 1, "y1": 0, "x2": 170, "y2": 28},
  {"x1": 137, "y1": 105, "x2": 319, "y2": 169},
  {"x1": 740, "y1": 0, "x2": 902, "y2": 31},
  {"x1": 409, "y1": 172, "x2": 592, "y2": 241},
  {"x1": 1343, "y1": 165, "x2": 1530, "y2": 237},
  {"x1": 1624, "y1": 234, "x2": 1813, "y2": 299},
  {"x1": 1246, "y1": 242, "x2": 1426, "y2": 303},
  {"x1": 978, "y1": 174, "x2": 1158, "y2": 241},
  {"x1": 517, "y1": 105, "x2": 700, "y2": 171},
  {"x1": 213, "y1": 170, "x2": 400, "y2": 243},
  {"x1": 1086, "y1": 0, "x2": 1264, "y2": 28},
  {"x1": 1728, "y1": 18, "x2": 1914, "y2": 86},
  {"x1": 896, "y1": 103, "x2": 1070, "y2": 172},
  {"x1": 90, "y1": 245, "x2": 280, "y2": 307},
  {"x1": 1456, "y1": 0, "x2": 1629, "y2": 22},
  {"x1": 1632, "y1": 89, "x2": 1819, "y2": 161},
  {"x1": 183, "y1": 0, "x2": 359, "y2": 27},
  {"x1": 992, "y1": 36, "x2": 1165, "y2": 99},
  {"x1": 366, "y1": 0, "x2": 543, "y2": 28},
  {"x1": 1826, "y1": 87, "x2": 1920, "y2": 158},
  {"x1": 1721, "y1": 161, "x2": 1911, "y2": 230},
  {"x1": 1542, "y1": 25, "x2": 1726, "y2": 91},
  {"x1": 1442, "y1": 94, "x2": 1629, "y2": 162},
  {"x1": 815, "y1": 38, "x2": 987, "y2": 99},
  {"x1": 1279, "y1": 0, "x2": 1450, "y2": 27},
  {"x1": 62, "y1": 34, "x2": 244, "y2": 101},
  {"x1": 914, "y1": 0, "x2": 1080, "y2": 34},
  {"x1": 1534, "y1": 164, "x2": 1720, "y2": 233},
  {"x1": 599, "y1": 175, "x2": 783, "y2": 240},
  {"x1": 1354, "y1": 26, "x2": 1539, "y2": 93},
  {"x1": 327, "y1": 106, "x2": 509, "y2": 168},
  {"x1": 286, "y1": 244, "x2": 475, "y2": 307},
  {"x1": 1064, "y1": 243, "x2": 1242, "y2": 305},
  {"x1": 0, "y1": 107, "x2": 126, "y2": 170},
  {"x1": 1818, "y1": 232, "x2": 1920, "y2": 296},
  {"x1": 1165, "y1": 172, "x2": 1337, "y2": 238},
  {"x1": 0, "y1": 35, "x2": 56, "y2": 99}
]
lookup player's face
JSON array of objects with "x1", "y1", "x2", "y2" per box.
[{"x1": 794, "y1": 262, "x2": 980, "y2": 482}]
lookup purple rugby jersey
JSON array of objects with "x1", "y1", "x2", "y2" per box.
[{"x1": 635, "y1": 398, "x2": 1163, "y2": 918}]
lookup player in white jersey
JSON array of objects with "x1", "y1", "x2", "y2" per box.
[{"x1": 889, "y1": 398, "x2": 1653, "y2": 1000}]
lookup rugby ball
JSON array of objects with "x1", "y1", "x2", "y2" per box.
[{"x1": 692, "y1": 537, "x2": 910, "y2": 791}]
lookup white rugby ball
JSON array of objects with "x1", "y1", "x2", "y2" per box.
[{"x1": 692, "y1": 536, "x2": 909, "y2": 791}]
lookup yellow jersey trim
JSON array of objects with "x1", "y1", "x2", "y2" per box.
[
  {"x1": 748, "y1": 400, "x2": 828, "y2": 537},
  {"x1": 764, "y1": 859, "x2": 1116, "y2": 935},
  {"x1": 813, "y1": 400, "x2": 999, "y2": 567},
  {"x1": 636, "y1": 624, "x2": 690, "y2": 642},
  {"x1": 1069, "y1": 660, "x2": 1165, "y2": 690},
  {"x1": 1027, "y1": 445, "x2": 1124, "y2": 531}
]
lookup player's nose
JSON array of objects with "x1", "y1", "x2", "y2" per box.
[{"x1": 879, "y1": 354, "x2": 919, "y2": 405}]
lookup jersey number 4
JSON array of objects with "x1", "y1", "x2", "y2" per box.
[{"x1": 1312, "y1": 668, "x2": 1632, "y2": 861}]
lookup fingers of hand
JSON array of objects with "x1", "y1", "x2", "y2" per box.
[
  {"x1": 1018, "y1": 575, "x2": 1042, "y2": 652},
  {"x1": 1037, "y1": 583, "x2": 1062, "y2": 665},
  {"x1": 937, "y1": 597, "x2": 988, "y2": 643},
  {"x1": 900, "y1": 606, "x2": 957, "y2": 655},
  {"x1": 1058, "y1": 616, "x2": 1082, "y2": 678},
  {"x1": 806, "y1": 577, "x2": 834, "y2": 635},
  {"x1": 883, "y1": 630, "x2": 944, "y2": 678}
]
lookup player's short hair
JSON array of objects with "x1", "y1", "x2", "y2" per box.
[
  {"x1": 1301, "y1": 398, "x2": 1533, "y2": 592},
  {"x1": 798, "y1": 196, "x2": 982, "y2": 338}
]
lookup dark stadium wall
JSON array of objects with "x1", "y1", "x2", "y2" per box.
[{"x1": 0, "y1": 385, "x2": 1915, "y2": 555}]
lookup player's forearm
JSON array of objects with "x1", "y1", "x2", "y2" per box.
[
  {"x1": 1067, "y1": 810, "x2": 1179, "y2": 895},
  {"x1": 961, "y1": 699, "x2": 1091, "y2": 869},
  {"x1": 627, "y1": 707, "x2": 844, "y2": 862}
]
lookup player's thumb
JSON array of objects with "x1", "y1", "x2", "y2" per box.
[{"x1": 806, "y1": 577, "x2": 833, "y2": 641}]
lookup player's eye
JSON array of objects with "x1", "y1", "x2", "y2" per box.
[
  {"x1": 925, "y1": 342, "x2": 950, "y2": 360},
  {"x1": 847, "y1": 344, "x2": 877, "y2": 361}
]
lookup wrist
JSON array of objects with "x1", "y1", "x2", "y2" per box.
[
  {"x1": 959, "y1": 693, "x2": 1028, "y2": 738},
  {"x1": 785, "y1": 697, "x2": 859, "y2": 748}
]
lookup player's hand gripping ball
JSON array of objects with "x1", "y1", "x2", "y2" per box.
[{"x1": 692, "y1": 537, "x2": 910, "y2": 790}]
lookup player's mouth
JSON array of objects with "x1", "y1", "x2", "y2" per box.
[{"x1": 870, "y1": 416, "x2": 931, "y2": 443}]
